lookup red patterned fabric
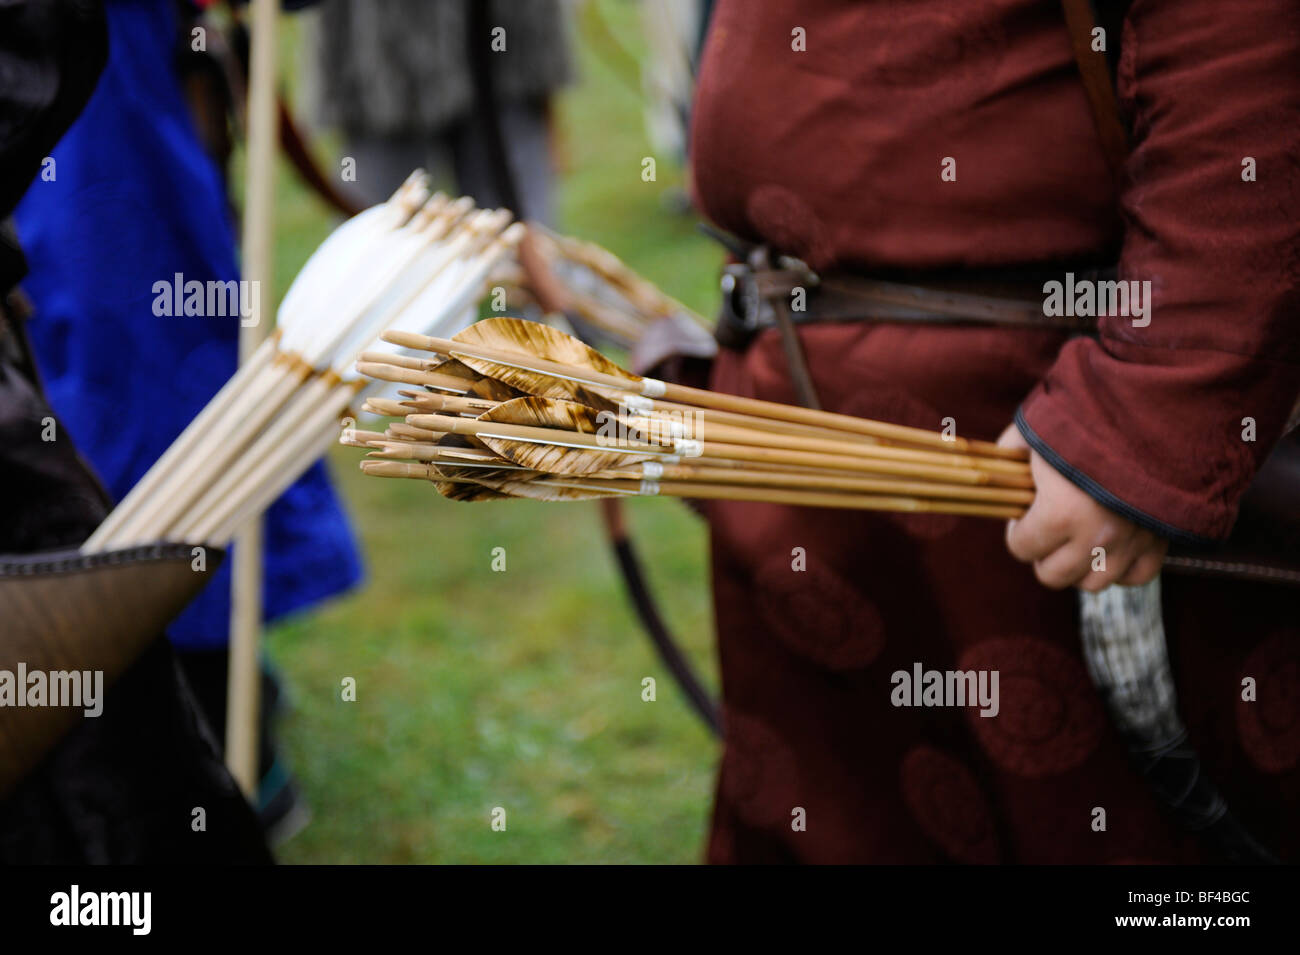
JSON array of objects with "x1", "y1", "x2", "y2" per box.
[{"x1": 691, "y1": 0, "x2": 1300, "y2": 863}]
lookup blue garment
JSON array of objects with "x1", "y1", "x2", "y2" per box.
[{"x1": 15, "y1": 0, "x2": 363, "y2": 649}]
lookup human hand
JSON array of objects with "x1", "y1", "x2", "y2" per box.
[{"x1": 998, "y1": 424, "x2": 1167, "y2": 591}]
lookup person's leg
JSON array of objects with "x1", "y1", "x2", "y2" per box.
[
  {"x1": 450, "y1": 98, "x2": 557, "y2": 225},
  {"x1": 343, "y1": 132, "x2": 436, "y2": 208}
]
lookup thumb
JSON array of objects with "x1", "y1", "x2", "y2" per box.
[{"x1": 996, "y1": 421, "x2": 1029, "y2": 451}]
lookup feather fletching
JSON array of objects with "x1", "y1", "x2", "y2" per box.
[
  {"x1": 474, "y1": 396, "x2": 658, "y2": 476},
  {"x1": 450, "y1": 317, "x2": 637, "y2": 403}
]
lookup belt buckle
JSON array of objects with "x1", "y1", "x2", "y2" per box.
[{"x1": 720, "y1": 263, "x2": 764, "y2": 331}]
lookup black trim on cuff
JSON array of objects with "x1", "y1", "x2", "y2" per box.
[{"x1": 1014, "y1": 406, "x2": 1216, "y2": 548}]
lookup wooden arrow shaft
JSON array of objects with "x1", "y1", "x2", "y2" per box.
[
  {"x1": 596, "y1": 464, "x2": 1034, "y2": 504},
  {"x1": 359, "y1": 458, "x2": 1024, "y2": 518},
  {"x1": 399, "y1": 412, "x2": 1031, "y2": 487},
  {"x1": 536, "y1": 477, "x2": 1027, "y2": 519},
  {"x1": 381, "y1": 329, "x2": 1023, "y2": 460},
  {"x1": 356, "y1": 364, "x2": 1028, "y2": 477}
]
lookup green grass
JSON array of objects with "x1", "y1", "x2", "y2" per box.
[{"x1": 267, "y1": 2, "x2": 723, "y2": 864}]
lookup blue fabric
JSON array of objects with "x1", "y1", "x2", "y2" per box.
[{"x1": 14, "y1": 0, "x2": 363, "y2": 649}]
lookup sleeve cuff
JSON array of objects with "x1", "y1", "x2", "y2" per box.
[{"x1": 1014, "y1": 406, "x2": 1216, "y2": 547}]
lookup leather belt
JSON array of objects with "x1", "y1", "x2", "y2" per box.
[{"x1": 714, "y1": 245, "x2": 1110, "y2": 351}]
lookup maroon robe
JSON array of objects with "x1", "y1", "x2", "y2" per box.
[{"x1": 690, "y1": 0, "x2": 1300, "y2": 863}]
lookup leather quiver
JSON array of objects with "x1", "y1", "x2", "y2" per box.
[
  {"x1": 629, "y1": 312, "x2": 718, "y2": 390},
  {"x1": 0, "y1": 542, "x2": 222, "y2": 795}
]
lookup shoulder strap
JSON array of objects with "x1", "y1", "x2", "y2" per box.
[{"x1": 1060, "y1": 0, "x2": 1131, "y2": 185}]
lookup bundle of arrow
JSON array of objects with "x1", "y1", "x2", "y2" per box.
[
  {"x1": 82, "y1": 172, "x2": 524, "y2": 553},
  {"x1": 345, "y1": 317, "x2": 1034, "y2": 518}
]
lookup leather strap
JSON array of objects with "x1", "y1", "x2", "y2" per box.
[
  {"x1": 1164, "y1": 555, "x2": 1300, "y2": 587},
  {"x1": 771, "y1": 296, "x2": 822, "y2": 409},
  {"x1": 744, "y1": 247, "x2": 823, "y2": 408},
  {"x1": 817, "y1": 274, "x2": 1087, "y2": 328},
  {"x1": 1061, "y1": 0, "x2": 1130, "y2": 186},
  {"x1": 715, "y1": 259, "x2": 1105, "y2": 349}
]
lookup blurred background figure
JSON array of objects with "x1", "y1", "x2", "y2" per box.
[
  {"x1": 633, "y1": 0, "x2": 707, "y2": 215},
  {"x1": 13, "y1": 0, "x2": 363, "y2": 842},
  {"x1": 638, "y1": 0, "x2": 703, "y2": 164},
  {"x1": 309, "y1": 0, "x2": 573, "y2": 224}
]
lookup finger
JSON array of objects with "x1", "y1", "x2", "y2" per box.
[
  {"x1": 1074, "y1": 527, "x2": 1149, "y2": 591},
  {"x1": 1118, "y1": 542, "x2": 1167, "y2": 587},
  {"x1": 1006, "y1": 500, "x2": 1071, "y2": 563},
  {"x1": 1077, "y1": 549, "x2": 1140, "y2": 593},
  {"x1": 1032, "y1": 540, "x2": 1098, "y2": 590}
]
